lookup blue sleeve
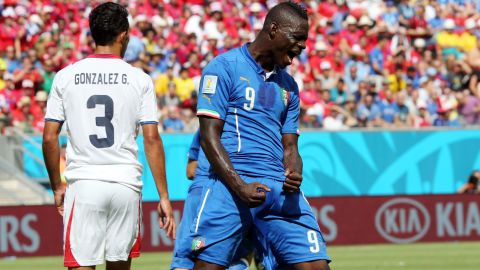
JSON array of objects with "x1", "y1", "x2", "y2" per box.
[
  {"x1": 196, "y1": 58, "x2": 233, "y2": 120},
  {"x1": 187, "y1": 130, "x2": 201, "y2": 161},
  {"x1": 356, "y1": 106, "x2": 364, "y2": 119},
  {"x1": 372, "y1": 105, "x2": 381, "y2": 119},
  {"x1": 368, "y1": 50, "x2": 376, "y2": 65},
  {"x1": 282, "y1": 80, "x2": 300, "y2": 135},
  {"x1": 392, "y1": 103, "x2": 400, "y2": 113}
]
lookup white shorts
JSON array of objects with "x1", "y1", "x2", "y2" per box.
[{"x1": 63, "y1": 180, "x2": 141, "y2": 267}]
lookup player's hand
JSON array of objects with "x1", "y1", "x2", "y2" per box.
[
  {"x1": 53, "y1": 186, "x2": 66, "y2": 216},
  {"x1": 237, "y1": 182, "x2": 271, "y2": 208},
  {"x1": 157, "y1": 198, "x2": 176, "y2": 240},
  {"x1": 283, "y1": 169, "x2": 302, "y2": 193}
]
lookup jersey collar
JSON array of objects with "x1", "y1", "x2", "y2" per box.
[{"x1": 87, "y1": 54, "x2": 122, "y2": 59}]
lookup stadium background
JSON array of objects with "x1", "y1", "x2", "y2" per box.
[{"x1": 1, "y1": 0, "x2": 480, "y2": 269}]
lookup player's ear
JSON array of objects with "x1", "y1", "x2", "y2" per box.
[
  {"x1": 117, "y1": 31, "x2": 129, "y2": 44},
  {"x1": 269, "y1": 22, "x2": 278, "y2": 40}
]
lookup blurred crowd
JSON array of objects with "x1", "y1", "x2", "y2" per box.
[{"x1": 3, "y1": 0, "x2": 480, "y2": 134}]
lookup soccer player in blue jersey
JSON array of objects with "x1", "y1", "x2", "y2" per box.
[
  {"x1": 189, "y1": 2, "x2": 331, "y2": 270},
  {"x1": 171, "y1": 130, "x2": 253, "y2": 270}
]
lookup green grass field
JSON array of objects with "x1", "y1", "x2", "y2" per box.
[{"x1": 2, "y1": 242, "x2": 478, "y2": 270}]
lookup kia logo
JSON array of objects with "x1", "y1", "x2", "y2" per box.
[{"x1": 375, "y1": 198, "x2": 430, "y2": 244}]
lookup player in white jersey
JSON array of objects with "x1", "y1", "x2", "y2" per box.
[{"x1": 42, "y1": 3, "x2": 175, "y2": 269}]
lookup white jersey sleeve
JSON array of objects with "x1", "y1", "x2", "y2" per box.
[
  {"x1": 45, "y1": 72, "x2": 65, "y2": 122},
  {"x1": 138, "y1": 76, "x2": 158, "y2": 125}
]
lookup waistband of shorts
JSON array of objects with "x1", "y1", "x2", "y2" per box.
[
  {"x1": 67, "y1": 179, "x2": 142, "y2": 193},
  {"x1": 194, "y1": 174, "x2": 284, "y2": 183}
]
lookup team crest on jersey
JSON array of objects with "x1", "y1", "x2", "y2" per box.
[
  {"x1": 281, "y1": 88, "x2": 290, "y2": 106},
  {"x1": 202, "y1": 75, "x2": 218, "y2": 94},
  {"x1": 192, "y1": 237, "x2": 206, "y2": 251}
]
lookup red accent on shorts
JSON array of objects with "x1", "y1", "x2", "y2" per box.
[
  {"x1": 87, "y1": 54, "x2": 122, "y2": 59},
  {"x1": 129, "y1": 199, "x2": 142, "y2": 258},
  {"x1": 64, "y1": 199, "x2": 80, "y2": 267}
]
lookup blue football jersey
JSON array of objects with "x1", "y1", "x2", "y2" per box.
[
  {"x1": 196, "y1": 44, "x2": 300, "y2": 181},
  {"x1": 187, "y1": 130, "x2": 201, "y2": 161}
]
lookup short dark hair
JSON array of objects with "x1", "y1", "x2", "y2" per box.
[
  {"x1": 263, "y1": 1, "x2": 308, "y2": 29},
  {"x1": 468, "y1": 171, "x2": 480, "y2": 185},
  {"x1": 89, "y1": 2, "x2": 129, "y2": 46}
]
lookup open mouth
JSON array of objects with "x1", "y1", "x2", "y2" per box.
[{"x1": 286, "y1": 50, "x2": 298, "y2": 64}]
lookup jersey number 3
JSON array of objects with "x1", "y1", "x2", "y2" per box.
[{"x1": 87, "y1": 95, "x2": 114, "y2": 148}]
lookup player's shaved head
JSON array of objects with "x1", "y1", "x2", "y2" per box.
[
  {"x1": 89, "y1": 2, "x2": 129, "y2": 46},
  {"x1": 247, "y1": 1, "x2": 309, "y2": 70},
  {"x1": 263, "y1": 1, "x2": 308, "y2": 29}
]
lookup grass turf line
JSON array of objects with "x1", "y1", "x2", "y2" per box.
[{"x1": 1, "y1": 242, "x2": 478, "y2": 270}]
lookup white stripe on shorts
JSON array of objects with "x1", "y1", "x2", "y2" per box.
[{"x1": 195, "y1": 188, "x2": 211, "y2": 233}]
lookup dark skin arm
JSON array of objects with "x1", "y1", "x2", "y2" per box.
[
  {"x1": 199, "y1": 117, "x2": 270, "y2": 207},
  {"x1": 186, "y1": 160, "x2": 197, "y2": 180},
  {"x1": 42, "y1": 121, "x2": 65, "y2": 216},
  {"x1": 282, "y1": 134, "x2": 303, "y2": 192},
  {"x1": 143, "y1": 124, "x2": 176, "y2": 239}
]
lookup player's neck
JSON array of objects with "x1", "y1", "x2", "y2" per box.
[
  {"x1": 94, "y1": 45, "x2": 122, "y2": 58},
  {"x1": 248, "y1": 39, "x2": 275, "y2": 72}
]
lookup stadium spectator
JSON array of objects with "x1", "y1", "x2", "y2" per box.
[
  {"x1": 2, "y1": 0, "x2": 480, "y2": 133},
  {"x1": 175, "y1": 67, "x2": 195, "y2": 102},
  {"x1": 12, "y1": 96, "x2": 34, "y2": 133},
  {"x1": 457, "y1": 170, "x2": 480, "y2": 194},
  {"x1": 159, "y1": 81, "x2": 181, "y2": 110},
  {"x1": 459, "y1": 89, "x2": 480, "y2": 125},
  {"x1": 357, "y1": 93, "x2": 382, "y2": 127},
  {"x1": 323, "y1": 105, "x2": 356, "y2": 131},
  {"x1": 410, "y1": 100, "x2": 432, "y2": 128},
  {"x1": 31, "y1": 90, "x2": 48, "y2": 132},
  {"x1": 162, "y1": 106, "x2": 184, "y2": 132}
]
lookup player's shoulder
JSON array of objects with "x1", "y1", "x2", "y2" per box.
[
  {"x1": 52, "y1": 61, "x2": 78, "y2": 85},
  {"x1": 128, "y1": 65, "x2": 152, "y2": 81},
  {"x1": 204, "y1": 47, "x2": 243, "y2": 73},
  {"x1": 55, "y1": 61, "x2": 78, "y2": 77}
]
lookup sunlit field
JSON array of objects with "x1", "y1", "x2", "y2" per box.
[{"x1": 2, "y1": 242, "x2": 478, "y2": 270}]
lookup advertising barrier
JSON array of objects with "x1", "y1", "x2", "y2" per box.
[
  {"x1": 1, "y1": 194, "x2": 479, "y2": 258},
  {"x1": 23, "y1": 130, "x2": 480, "y2": 200}
]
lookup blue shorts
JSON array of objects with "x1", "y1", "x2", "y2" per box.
[
  {"x1": 188, "y1": 175, "x2": 330, "y2": 267},
  {"x1": 170, "y1": 179, "x2": 255, "y2": 270},
  {"x1": 170, "y1": 180, "x2": 205, "y2": 269}
]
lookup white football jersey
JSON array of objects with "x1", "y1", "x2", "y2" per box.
[{"x1": 45, "y1": 54, "x2": 158, "y2": 190}]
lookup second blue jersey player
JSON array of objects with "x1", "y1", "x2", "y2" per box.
[{"x1": 187, "y1": 2, "x2": 331, "y2": 270}]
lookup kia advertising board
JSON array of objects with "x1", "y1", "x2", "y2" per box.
[
  {"x1": 312, "y1": 195, "x2": 480, "y2": 245},
  {"x1": 1, "y1": 195, "x2": 479, "y2": 257}
]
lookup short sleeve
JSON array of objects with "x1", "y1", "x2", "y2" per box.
[
  {"x1": 187, "y1": 131, "x2": 201, "y2": 161},
  {"x1": 44, "y1": 72, "x2": 65, "y2": 123},
  {"x1": 139, "y1": 77, "x2": 159, "y2": 125},
  {"x1": 196, "y1": 59, "x2": 232, "y2": 120},
  {"x1": 282, "y1": 82, "x2": 300, "y2": 135}
]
